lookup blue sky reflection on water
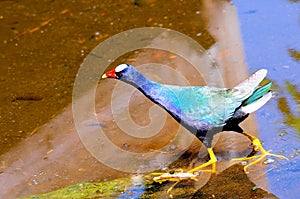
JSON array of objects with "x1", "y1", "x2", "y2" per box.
[{"x1": 232, "y1": 0, "x2": 300, "y2": 198}]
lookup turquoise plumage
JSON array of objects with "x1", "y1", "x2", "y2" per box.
[{"x1": 242, "y1": 82, "x2": 272, "y2": 106}]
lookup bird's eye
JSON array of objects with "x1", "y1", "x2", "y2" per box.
[{"x1": 116, "y1": 72, "x2": 122, "y2": 79}]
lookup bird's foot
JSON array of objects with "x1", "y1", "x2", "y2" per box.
[
  {"x1": 152, "y1": 169, "x2": 199, "y2": 193},
  {"x1": 231, "y1": 138, "x2": 288, "y2": 172},
  {"x1": 152, "y1": 148, "x2": 217, "y2": 193}
]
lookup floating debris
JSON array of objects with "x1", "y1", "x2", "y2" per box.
[
  {"x1": 123, "y1": 143, "x2": 129, "y2": 148},
  {"x1": 15, "y1": 9, "x2": 69, "y2": 39},
  {"x1": 134, "y1": 0, "x2": 141, "y2": 6},
  {"x1": 32, "y1": 179, "x2": 39, "y2": 185},
  {"x1": 264, "y1": 158, "x2": 275, "y2": 165},
  {"x1": 169, "y1": 55, "x2": 177, "y2": 59},
  {"x1": 241, "y1": 161, "x2": 248, "y2": 166},
  {"x1": 168, "y1": 145, "x2": 176, "y2": 151},
  {"x1": 13, "y1": 95, "x2": 43, "y2": 101}
]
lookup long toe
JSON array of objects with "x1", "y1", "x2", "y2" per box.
[{"x1": 230, "y1": 138, "x2": 288, "y2": 172}]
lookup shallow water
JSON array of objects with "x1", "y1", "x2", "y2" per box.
[
  {"x1": 233, "y1": 0, "x2": 300, "y2": 198},
  {"x1": 0, "y1": 0, "x2": 299, "y2": 198}
]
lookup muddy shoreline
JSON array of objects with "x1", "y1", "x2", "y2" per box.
[{"x1": 0, "y1": 0, "x2": 281, "y2": 198}]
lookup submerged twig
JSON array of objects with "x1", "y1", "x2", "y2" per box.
[{"x1": 15, "y1": 9, "x2": 69, "y2": 39}]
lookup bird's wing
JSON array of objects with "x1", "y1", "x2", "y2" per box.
[
  {"x1": 146, "y1": 70, "x2": 267, "y2": 129},
  {"x1": 161, "y1": 85, "x2": 253, "y2": 127}
]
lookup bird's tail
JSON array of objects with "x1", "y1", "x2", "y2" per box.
[
  {"x1": 236, "y1": 69, "x2": 267, "y2": 90},
  {"x1": 240, "y1": 82, "x2": 273, "y2": 114}
]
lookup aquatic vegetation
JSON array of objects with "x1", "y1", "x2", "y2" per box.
[
  {"x1": 278, "y1": 81, "x2": 300, "y2": 134},
  {"x1": 288, "y1": 48, "x2": 300, "y2": 62},
  {"x1": 20, "y1": 178, "x2": 131, "y2": 199}
]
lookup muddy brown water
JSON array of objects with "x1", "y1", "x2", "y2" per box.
[
  {"x1": 0, "y1": 0, "x2": 278, "y2": 198},
  {"x1": 0, "y1": 0, "x2": 214, "y2": 156}
]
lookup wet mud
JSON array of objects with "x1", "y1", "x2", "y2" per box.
[{"x1": 0, "y1": 0, "x2": 283, "y2": 198}]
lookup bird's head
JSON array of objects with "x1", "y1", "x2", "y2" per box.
[
  {"x1": 101, "y1": 64, "x2": 148, "y2": 87},
  {"x1": 101, "y1": 63, "x2": 131, "y2": 80}
]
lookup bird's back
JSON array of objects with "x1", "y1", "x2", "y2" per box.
[{"x1": 146, "y1": 83, "x2": 251, "y2": 132}]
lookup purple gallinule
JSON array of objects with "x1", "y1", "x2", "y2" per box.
[{"x1": 102, "y1": 64, "x2": 287, "y2": 192}]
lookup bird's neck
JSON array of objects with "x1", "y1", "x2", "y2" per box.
[
  {"x1": 121, "y1": 70, "x2": 182, "y2": 123},
  {"x1": 122, "y1": 70, "x2": 155, "y2": 91}
]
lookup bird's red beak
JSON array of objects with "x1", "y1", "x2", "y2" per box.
[{"x1": 102, "y1": 69, "x2": 116, "y2": 79}]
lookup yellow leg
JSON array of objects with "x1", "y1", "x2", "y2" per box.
[
  {"x1": 188, "y1": 148, "x2": 217, "y2": 174},
  {"x1": 167, "y1": 181, "x2": 180, "y2": 193},
  {"x1": 152, "y1": 148, "x2": 217, "y2": 193},
  {"x1": 231, "y1": 131, "x2": 288, "y2": 172}
]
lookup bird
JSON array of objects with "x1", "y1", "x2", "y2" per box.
[{"x1": 101, "y1": 63, "x2": 287, "y2": 192}]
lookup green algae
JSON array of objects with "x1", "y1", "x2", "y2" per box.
[{"x1": 20, "y1": 177, "x2": 132, "y2": 199}]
